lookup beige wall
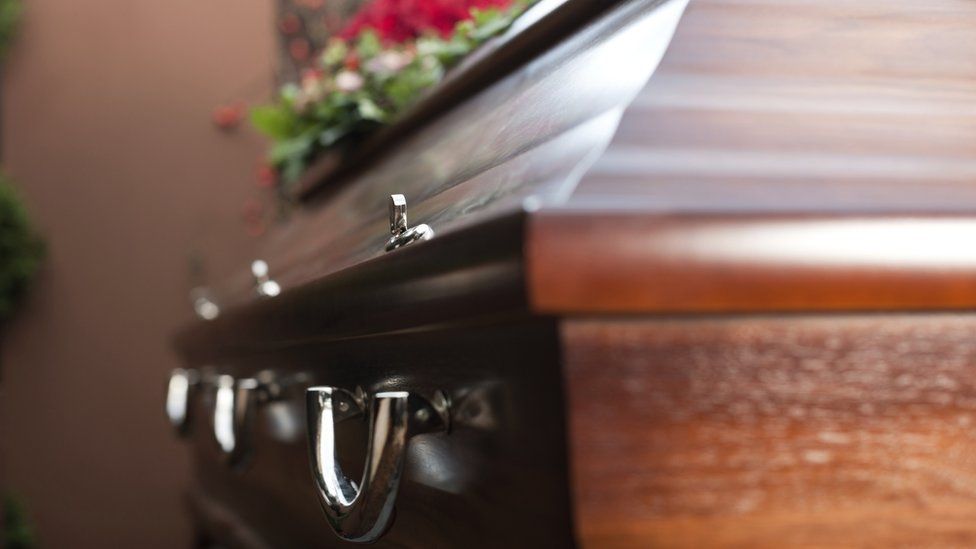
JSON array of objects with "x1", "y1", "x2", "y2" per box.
[{"x1": 1, "y1": 0, "x2": 276, "y2": 546}]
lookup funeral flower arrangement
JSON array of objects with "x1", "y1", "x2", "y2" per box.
[{"x1": 251, "y1": 0, "x2": 534, "y2": 194}]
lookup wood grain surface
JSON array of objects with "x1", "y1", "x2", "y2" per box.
[
  {"x1": 564, "y1": 315, "x2": 976, "y2": 548},
  {"x1": 181, "y1": 317, "x2": 572, "y2": 548},
  {"x1": 204, "y1": 0, "x2": 685, "y2": 309},
  {"x1": 526, "y1": 0, "x2": 976, "y2": 314},
  {"x1": 573, "y1": 0, "x2": 976, "y2": 212},
  {"x1": 208, "y1": 0, "x2": 976, "y2": 316},
  {"x1": 527, "y1": 211, "x2": 976, "y2": 314},
  {"x1": 178, "y1": 2, "x2": 976, "y2": 547}
]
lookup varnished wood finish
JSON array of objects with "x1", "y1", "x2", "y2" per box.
[
  {"x1": 176, "y1": 1, "x2": 976, "y2": 547},
  {"x1": 181, "y1": 318, "x2": 573, "y2": 548},
  {"x1": 519, "y1": 0, "x2": 976, "y2": 314},
  {"x1": 573, "y1": 0, "x2": 976, "y2": 212},
  {"x1": 563, "y1": 315, "x2": 976, "y2": 548},
  {"x1": 527, "y1": 211, "x2": 976, "y2": 313},
  {"x1": 212, "y1": 0, "x2": 976, "y2": 315},
  {"x1": 206, "y1": 0, "x2": 686, "y2": 310},
  {"x1": 188, "y1": 490, "x2": 274, "y2": 549},
  {"x1": 174, "y1": 213, "x2": 526, "y2": 357}
]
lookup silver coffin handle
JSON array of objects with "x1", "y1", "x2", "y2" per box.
[
  {"x1": 213, "y1": 375, "x2": 259, "y2": 467},
  {"x1": 306, "y1": 387, "x2": 447, "y2": 543},
  {"x1": 166, "y1": 368, "x2": 199, "y2": 435}
]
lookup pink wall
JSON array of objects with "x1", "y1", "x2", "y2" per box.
[{"x1": 1, "y1": 0, "x2": 276, "y2": 545}]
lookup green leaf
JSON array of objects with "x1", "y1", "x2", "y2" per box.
[
  {"x1": 250, "y1": 105, "x2": 298, "y2": 140},
  {"x1": 469, "y1": 8, "x2": 514, "y2": 42},
  {"x1": 318, "y1": 126, "x2": 347, "y2": 147},
  {"x1": 321, "y1": 39, "x2": 347, "y2": 67},
  {"x1": 249, "y1": 0, "x2": 538, "y2": 189},
  {"x1": 269, "y1": 132, "x2": 314, "y2": 165},
  {"x1": 356, "y1": 30, "x2": 382, "y2": 59},
  {"x1": 417, "y1": 36, "x2": 470, "y2": 65},
  {"x1": 280, "y1": 156, "x2": 306, "y2": 185},
  {"x1": 384, "y1": 60, "x2": 443, "y2": 109},
  {"x1": 356, "y1": 97, "x2": 387, "y2": 122},
  {"x1": 279, "y1": 83, "x2": 301, "y2": 106}
]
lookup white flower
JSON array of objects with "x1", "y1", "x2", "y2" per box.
[
  {"x1": 366, "y1": 50, "x2": 413, "y2": 75},
  {"x1": 292, "y1": 71, "x2": 329, "y2": 113},
  {"x1": 335, "y1": 70, "x2": 364, "y2": 93}
]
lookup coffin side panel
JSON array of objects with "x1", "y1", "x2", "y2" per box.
[{"x1": 564, "y1": 315, "x2": 976, "y2": 547}]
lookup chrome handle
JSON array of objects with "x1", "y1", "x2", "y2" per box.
[
  {"x1": 166, "y1": 368, "x2": 200, "y2": 435},
  {"x1": 211, "y1": 371, "x2": 308, "y2": 467},
  {"x1": 251, "y1": 260, "x2": 281, "y2": 297},
  {"x1": 189, "y1": 287, "x2": 220, "y2": 320},
  {"x1": 212, "y1": 375, "x2": 259, "y2": 467},
  {"x1": 306, "y1": 387, "x2": 448, "y2": 543}
]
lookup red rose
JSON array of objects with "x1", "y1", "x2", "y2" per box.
[{"x1": 339, "y1": 0, "x2": 513, "y2": 43}]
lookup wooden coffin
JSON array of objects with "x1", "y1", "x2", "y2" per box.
[{"x1": 171, "y1": 0, "x2": 976, "y2": 547}]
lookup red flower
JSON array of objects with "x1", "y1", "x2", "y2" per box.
[
  {"x1": 339, "y1": 0, "x2": 513, "y2": 43},
  {"x1": 211, "y1": 101, "x2": 246, "y2": 130},
  {"x1": 255, "y1": 160, "x2": 278, "y2": 189}
]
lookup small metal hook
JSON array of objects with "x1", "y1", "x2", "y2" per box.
[{"x1": 385, "y1": 194, "x2": 433, "y2": 252}]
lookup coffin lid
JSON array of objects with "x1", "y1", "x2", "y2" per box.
[{"x1": 177, "y1": 0, "x2": 976, "y2": 355}]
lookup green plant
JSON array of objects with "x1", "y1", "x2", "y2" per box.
[
  {"x1": 252, "y1": 2, "x2": 533, "y2": 194},
  {"x1": 3, "y1": 493, "x2": 36, "y2": 549},
  {"x1": 0, "y1": 176, "x2": 43, "y2": 322},
  {"x1": 0, "y1": 0, "x2": 21, "y2": 59}
]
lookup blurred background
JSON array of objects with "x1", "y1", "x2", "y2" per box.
[{"x1": 0, "y1": 1, "x2": 279, "y2": 546}]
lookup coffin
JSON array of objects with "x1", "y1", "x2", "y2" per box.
[{"x1": 170, "y1": 0, "x2": 976, "y2": 546}]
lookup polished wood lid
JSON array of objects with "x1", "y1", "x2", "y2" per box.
[{"x1": 186, "y1": 0, "x2": 976, "y2": 345}]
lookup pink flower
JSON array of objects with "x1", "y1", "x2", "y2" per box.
[
  {"x1": 366, "y1": 50, "x2": 414, "y2": 75},
  {"x1": 301, "y1": 68, "x2": 325, "y2": 91},
  {"x1": 293, "y1": 69, "x2": 330, "y2": 112},
  {"x1": 335, "y1": 70, "x2": 365, "y2": 92}
]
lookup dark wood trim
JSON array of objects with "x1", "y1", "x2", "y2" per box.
[
  {"x1": 528, "y1": 209, "x2": 976, "y2": 314},
  {"x1": 187, "y1": 488, "x2": 275, "y2": 549},
  {"x1": 174, "y1": 211, "x2": 528, "y2": 360},
  {"x1": 177, "y1": 205, "x2": 976, "y2": 359}
]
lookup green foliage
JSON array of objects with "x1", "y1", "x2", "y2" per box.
[
  {"x1": 0, "y1": 176, "x2": 43, "y2": 322},
  {"x1": 0, "y1": 0, "x2": 21, "y2": 59},
  {"x1": 250, "y1": 104, "x2": 300, "y2": 141},
  {"x1": 252, "y1": 1, "x2": 534, "y2": 194},
  {"x1": 3, "y1": 494, "x2": 37, "y2": 549}
]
